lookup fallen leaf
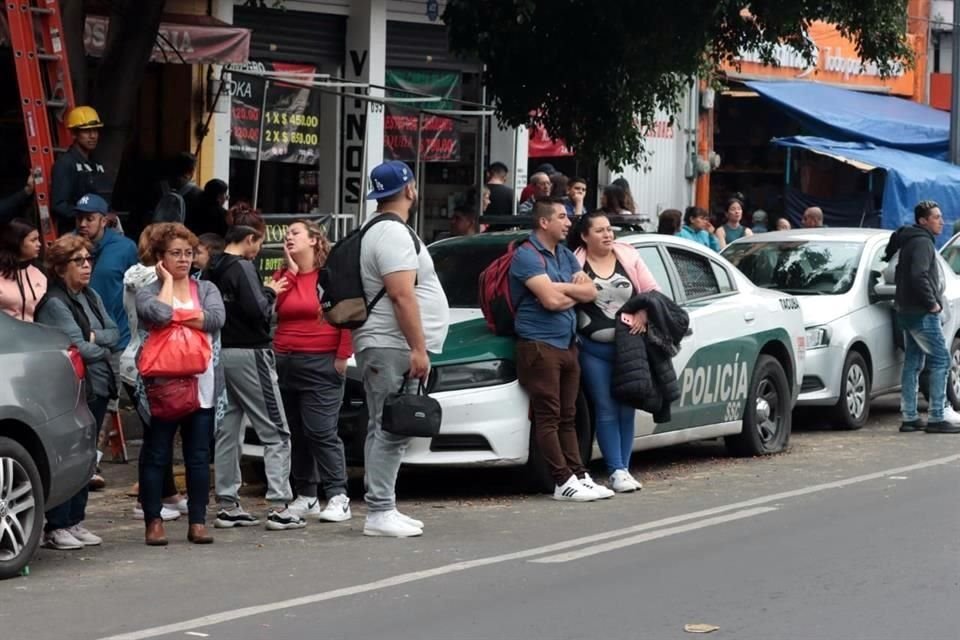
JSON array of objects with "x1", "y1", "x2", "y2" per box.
[{"x1": 684, "y1": 623, "x2": 719, "y2": 634}]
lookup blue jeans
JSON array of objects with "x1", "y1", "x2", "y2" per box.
[
  {"x1": 579, "y1": 337, "x2": 636, "y2": 473},
  {"x1": 45, "y1": 395, "x2": 109, "y2": 531},
  {"x1": 140, "y1": 409, "x2": 213, "y2": 524},
  {"x1": 900, "y1": 313, "x2": 949, "y2": 422}
]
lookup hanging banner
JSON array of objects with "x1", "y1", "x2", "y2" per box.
[
  {"x1": 528, "y1": 125, "x2": 574, "y2": 158},
  {"x1": 383, "y1": 69, "x2": 461, "y2": 162},
  {"x1": 228, "y1": 61, "x2": 321, "y2": 164}
]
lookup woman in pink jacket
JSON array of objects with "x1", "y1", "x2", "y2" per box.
[
  {"x1": 0, "y1": 218, "x2": 46, "y2": 322},
  {"x1": 569, "y1": 211, "x2": 660, "y2": 493}
]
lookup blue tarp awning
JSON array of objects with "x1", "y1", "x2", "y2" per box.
[
  {"x1": 773, "y1": 136, "x2": 960, "y2": 243},
  {"x1": 747, "y1": 80, "x2": 950, "y2": 160}
]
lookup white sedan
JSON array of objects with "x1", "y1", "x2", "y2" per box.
[{"x1": 724, "y1": 228, "x2": 960, "y2": 430}]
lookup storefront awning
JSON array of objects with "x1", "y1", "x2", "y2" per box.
[
  {"x1": 0, "y1": 13, "x2": 250, "y2": 65},
  {"x1": 747, "y1": 80, "x2": 949, "y2": 160},
  {"x1": 773, "y1": 136, "x2": 960, "y2": 241}
]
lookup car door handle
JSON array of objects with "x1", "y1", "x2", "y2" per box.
[{"x1": 744, "y1": 312, "x2": 756, "y2": 323}]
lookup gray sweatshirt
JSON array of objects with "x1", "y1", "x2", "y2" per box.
[{"x1": 36, "y1": 286, "x2": 119, "y2": 399}]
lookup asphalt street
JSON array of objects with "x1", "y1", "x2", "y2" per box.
[{"x1": 2, "y1": 396, "x2": 959, "y2": 640}]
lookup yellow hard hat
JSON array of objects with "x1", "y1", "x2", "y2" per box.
[{"x1": 66, "y1": 106, "x2": 103, "y2": 130}]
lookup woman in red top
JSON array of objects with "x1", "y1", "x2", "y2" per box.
[{"x1": 274, "y1": 220, "x2": 354, "y2": 523}]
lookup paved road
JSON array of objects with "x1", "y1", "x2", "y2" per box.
[{"x1": 3, "y1": 398, "x2": 959, "y2": 640}]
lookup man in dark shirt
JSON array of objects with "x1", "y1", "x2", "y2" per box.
[
  {"x1": 52, "y1": 106, "x2": 107, "y2": 234},
  {"x1": 203, "y1": 224, "x2": 304, "y2": 529},
  {"x1": 886, "y1": 200, "x2": 960, "y2": 434},
  {"x1": 485, "y1": 161, "x2": 515, "y2": 216}
]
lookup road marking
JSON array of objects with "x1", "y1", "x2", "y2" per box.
[
  {"x1": 183, "y1": 634, "x2": 209, "y2": 638},
  {"x1": 98, "y1": 453, "x2": 960, "y2": 640},
  {"x1": 530, "y1": 507, "x2": 777, "y2": 563}
]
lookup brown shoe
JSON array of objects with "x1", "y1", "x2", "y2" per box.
[
  {"x1": 187, "y1": 524, "x2": 214, "y2": 544},
  {"x1": 145, "y1": 519, "x2": 168, "y2": 546}
]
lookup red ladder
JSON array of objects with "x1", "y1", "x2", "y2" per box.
[{"x1": 5, "y1": 0, "x2": 76, "y2": 244}]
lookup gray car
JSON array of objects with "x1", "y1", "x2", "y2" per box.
[{"x1": 0, "y1": 313, "x2": 97, "y2": 579}]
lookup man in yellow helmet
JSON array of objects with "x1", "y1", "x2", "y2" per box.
[{"x1": 51, "y1": 106, "x2": 107, "y2": 234}]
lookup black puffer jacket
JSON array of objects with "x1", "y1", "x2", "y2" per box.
[{"x1": 612, "y1": 291, "x2": 689, "y2": 423}]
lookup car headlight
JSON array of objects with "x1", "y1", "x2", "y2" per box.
[
  {"x1": 428, "y1": 360, "x2": 517, "y2": 393},
  {"x1": 805, "y1": 326, "x2": 831, "y2": 349}
]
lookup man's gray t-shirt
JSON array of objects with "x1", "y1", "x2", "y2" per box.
[{"x1": 353, "y1": 215, "x2": 450, "y2": 354}]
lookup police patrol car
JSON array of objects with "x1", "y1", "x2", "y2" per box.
[{"x1": 326, "y1": 230, "x2": 806, "y2": 489}]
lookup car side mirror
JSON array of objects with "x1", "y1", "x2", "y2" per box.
[{"x1": 871, "y1": 280, "x2": 896, "y2": 304}]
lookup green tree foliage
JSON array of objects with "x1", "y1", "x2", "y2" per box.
[{"x1": 443, "y1": 1, "x2": 913, "y2": 170}]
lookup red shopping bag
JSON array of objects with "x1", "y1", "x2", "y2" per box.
[{"x1": 138, "y1": 283, "x2": 211, "y2": 377}]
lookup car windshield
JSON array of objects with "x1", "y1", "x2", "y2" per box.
[
  {"x1": 723, "y1": 240, "x2": 864, "y2": 295},
  {"x1": 430, "y1": 239, "x2": 512, "y2": 308}
]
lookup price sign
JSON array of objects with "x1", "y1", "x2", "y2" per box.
[{"x1": 228, "y1": 61, "x2": 321, "y2": 164}]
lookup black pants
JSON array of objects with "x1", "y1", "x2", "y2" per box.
[{"x1": 276, "y1": 352, "x2": 348, "y2": 500}]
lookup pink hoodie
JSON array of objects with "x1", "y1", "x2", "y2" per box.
[
  {"x1": 0, "y1": 264, "x2": 47, "y2": 322},
  {"x1": 574, "y1": 242, "x2": 660, "y2": 293}
]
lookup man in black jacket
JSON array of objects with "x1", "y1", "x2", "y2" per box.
[
  {"x1": 203, "y1": 225, "x2": 306, "y2": 529},
  {"x1": 887, "y1": 200, "x2": 960, "y2": 434}
]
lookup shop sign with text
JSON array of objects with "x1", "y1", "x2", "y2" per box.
[
  {"x1": 383, "y1": 69, "x2": 461, "y2": 162},
  {"x1": 228, "y1": 61, "x2": 321, "y2": 164}
]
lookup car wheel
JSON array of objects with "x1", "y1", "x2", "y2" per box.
[
  {"x1": 831, "y1": 351, "x2": 870, "y2": 430},
  {"x1": 726, "y1": 355, "x2": 792, "y2": 456},
  {"x1": 0, "y1": 437, "x2": 44, "y2": 580},
  {"x1": 526, "y1": 393, "x2": 594, "y2": 493}
]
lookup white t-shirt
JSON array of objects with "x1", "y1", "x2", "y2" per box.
[
  {"x1": 353, "y1": 215, "x2": 450, "y2": 354},
  {"x1": 172, "y1": 295, "x2": 215, "y2": 409}
]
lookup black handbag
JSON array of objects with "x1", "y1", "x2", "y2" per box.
[{"x1": 382, "y1": 379, "x2": 442, "y2": 438}]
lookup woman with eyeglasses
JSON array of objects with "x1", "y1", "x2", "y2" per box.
[
  {"x1": 135, "y1": 223, "x2": 225, "y2": 546},
  {"x1": 0, "y1": 218, "x2": 46, "y2": 322},
  {"x1": 35, "y1": 235, "x2": 119, "y2": 550}
]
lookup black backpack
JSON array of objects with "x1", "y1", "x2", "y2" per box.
[{"x1": 319, "y1": 213, "x2": 421, "y2": 329}]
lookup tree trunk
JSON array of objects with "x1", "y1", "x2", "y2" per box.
[
  {"x1": 59, "y1": 0, "x2": 87, "y2": 105},
  {"x1": 91, "y1": 0, "x2": 165, "y2": 189}
]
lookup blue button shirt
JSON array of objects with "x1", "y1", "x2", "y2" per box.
[{"x1": 508, "y1": 233, "x2": 580, "y2": 349}]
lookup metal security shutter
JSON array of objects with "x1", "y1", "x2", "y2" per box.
[
  {"x1": 386, "y1": 21, "x2": 481, "y2": 72},
  {"x1": 233, "y1": 7, "x2": 346, "y2": 67}
]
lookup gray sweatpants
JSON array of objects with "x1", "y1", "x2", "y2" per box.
[
  {"x1": 216, "y1": 348, "x2": 292, "y2": 508},
  {"x1": 356, "y1": 347, "x2": 416, "y2": 513},
  {"x1": 276, "y1": 352, "x2": 348, "y2": 500}
]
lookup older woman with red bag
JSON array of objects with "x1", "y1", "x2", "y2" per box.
[{"x1": 135, "y1": 223, "x2": 225, "y2": 546}]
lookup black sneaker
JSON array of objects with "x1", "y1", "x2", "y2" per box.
[
  {"x1": 265, "y1": 508, "x2": 307, "y2": 531},
  {"x1": 924, "y1": 421, "x2": 960, "y2": 434},
  {"x1": 213, "y1": 505, "x2": 261, "y2": 528},
  {"x1": 899, "y1": 419, "x2": 927, "y2": 432}
]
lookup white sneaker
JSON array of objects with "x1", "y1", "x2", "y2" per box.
[
  {"x1": 43, "y1": 528, "x2": 84, "y2": 550},
  {"x1": 580, "y1": 473, "x2": 615, "y2": 499},
  {"x1": 265, "y1": 507, "x2": 307, "y2": 531},
  {"x1": 610, "y1": 469, "x2": 639, "y2": 493},
  {"x1": 396, "y1": 511, "x2": 423, "y2": 529},
  {"x1": 66, "y1": 524, "x2": 102, "y2": 546},
  {"x1": 942, "y1": 406, "x2": 960, "y2": 426},
  {"x1": 318, "y1": 494, "x2": 352, "y2": 522},
  {"x1": 164, "y1": 497, "x2": 189, "y2": 515},
  {"x1": 553, "y1": 475, "x2": 599, "y2": 502},
  {"x1": 288, "y1": 495, "x2": 322, "y2": 519},
  {"x1": 133, "y1": 503, "x2": 181, "y2": 521},
  {"x1": 363, "y1": 510, "x2": 423, "y2": 537},
  {"x1": 629, "y1": 474, "x2": 644, "y2": 491}
]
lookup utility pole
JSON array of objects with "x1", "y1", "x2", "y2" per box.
[{"x1": 951, "y1": 0, "x2": 960, "y2": 164}]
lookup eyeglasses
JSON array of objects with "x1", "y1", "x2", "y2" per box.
[
  {"x1": 165, "y1": 250, "x2": 195, "y2": 259},
  {"x1": 68, "y1": 256, "x2": 94, "y2": 267}
]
